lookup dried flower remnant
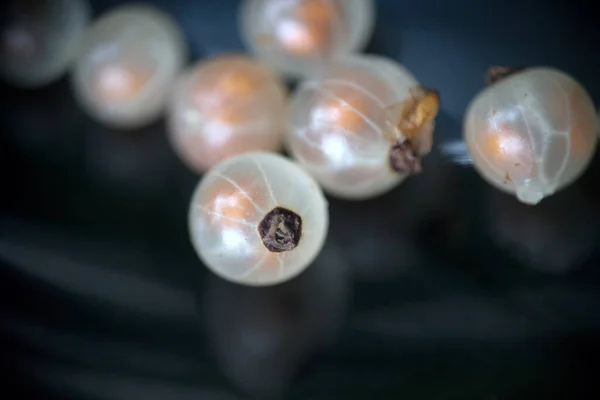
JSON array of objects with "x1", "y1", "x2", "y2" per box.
[
  {"x1": 399, "y1": 87, "x2": 440, "y2": 139},
  {"x1": 389, "y1": 142, "x2": 422, "y2": 174},
  {"x1": 259, "y1": 207, "x2": 303, "y2": 252},
  {"x1": 388, "y1": 86, "x2": 440, "y2": 174},
  {"x1": 486, "y1": 66, "x2": 527, "y2": 85}
]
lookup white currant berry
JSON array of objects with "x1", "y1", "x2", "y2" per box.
[
  {"x1": 286, "y1": 54, "x2": 440, "y2": 200},
  {"x1": 168, "y1": 54, "x2": 287, "y2": 173},
  {"x1": 465, "y1": 67, "x2": 598, "y2": 205},
  {"x1": 189, "y1": 152, "x2": 328, "y2": 286},
  {"x1": 239, "y1": 0, "x2": 374, "y2": 79},
  {"x1": 0, "y1": 0, "x2": 90, "y2": 87},
  {"x1": 72, "y1": 4, "x2": 187, "y2": 129}
]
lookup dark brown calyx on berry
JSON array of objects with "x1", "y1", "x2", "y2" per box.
[
  {"x1": 386, "y1": 86, "x2": 439, "y2": 175},
  {"x1": 486, "y1": 66, "x2": 527, "y2": 85},
  {"x1": 389, "y1": 141, "x2": 422, "y2": 174},
  {"x1": 258, "y1": 207, "x2": 302, "y2": 253}
]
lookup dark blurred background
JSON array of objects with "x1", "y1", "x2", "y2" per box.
[{"x1": 2, "y1": 0, "x2": 600, "y2": 399}]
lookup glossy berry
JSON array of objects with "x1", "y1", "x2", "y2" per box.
[
  {"x1": 189, "y1": 152, "x2": 328, "y2": 286},
  {"x1": 168, "y1": 54, "x2": 287, "y2": 173},
  {"x1": 464, "y1": 67, "x2": 598, "y2": 205},
  {"x1": 72, "y1": 4, "x2": 187, "y2": 129},
  {"x1": 286, "y1": 54, "x2": 439, "y2": 200},
  {"x1": 239, "y1": 0, "x2": 374, "y2": 78},
  {"x1": 0, "y1": 0, "x2": 90, "y2": 87}
]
